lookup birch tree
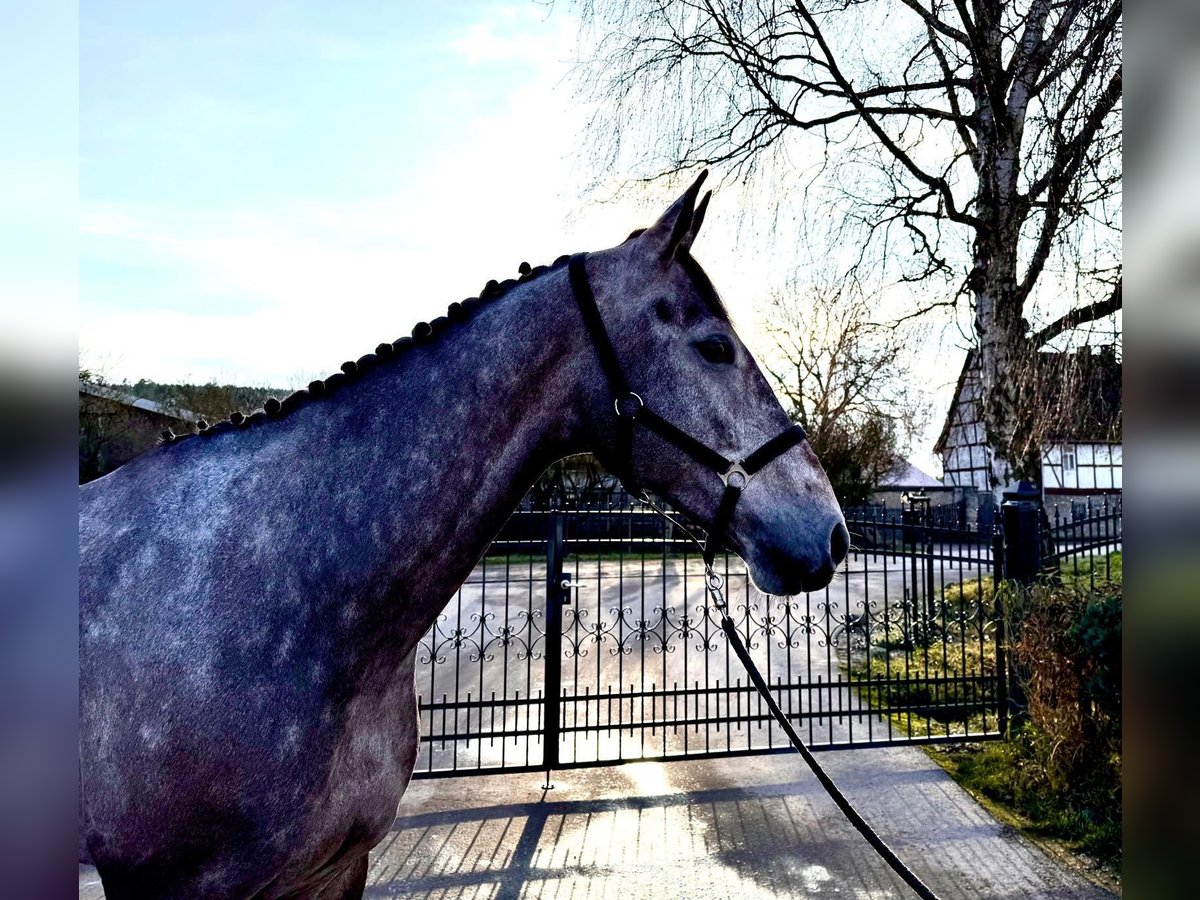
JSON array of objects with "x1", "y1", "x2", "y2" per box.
[{"x1": 573, "y1": 0, "x2": 1122, "y2": 495}]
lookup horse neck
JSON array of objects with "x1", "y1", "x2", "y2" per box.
[{"x1": 296, "y1": 266, "x2": 594, "y2": 652}]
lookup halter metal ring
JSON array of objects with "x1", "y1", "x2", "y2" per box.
[
  {"x1": 720, "y1": 461, "x2": 751, "y2": 489},
  {"x1": 614, "y1": 391, "x2": 645, "y2": 419}
]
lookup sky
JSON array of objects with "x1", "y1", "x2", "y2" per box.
[
  {"x1": 1, "y1": 1, "x2": 76, "y2": 357},
  {"x1": 78, "y1": 0, "x2": 955, "y2": 472}
]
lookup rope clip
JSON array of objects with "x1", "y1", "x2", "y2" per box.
[{"x1": 704, "y1": 565, "x2": 727, "y2": 611}]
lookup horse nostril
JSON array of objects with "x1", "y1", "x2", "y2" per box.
[{"x1": 830, "y1": 521, "x2": 850, "y2": 567}]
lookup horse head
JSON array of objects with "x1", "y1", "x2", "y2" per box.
[{"x1": 578, "y1": 171, "x2": 848, "y2": 595}]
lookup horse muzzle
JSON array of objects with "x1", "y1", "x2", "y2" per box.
[{"x1": 743, "y1": 515, "x2": 849, "y2": 596}]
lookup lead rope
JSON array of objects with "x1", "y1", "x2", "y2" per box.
[{"x1": 637, "y1": 494, "x2": 941, "y2": 900}]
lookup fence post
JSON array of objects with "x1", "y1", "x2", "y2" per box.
[
  {"x1": 992, "y1": 523, "x2": 1009, "y2": 738},
  {"x1": 997, "y1": 480, "x2": 1040, "y2": 733},
  {"x1": 1001, "y1": 480, "x2": 1041, "y2": 586},
  {"x1": 543, "y1": 510, "x2": 566, "y2": 776},
  {"x1": 902, "y1": 491, "x2": 935, "y2": 640},
  {"x1": 923, "y1": 509, "x2": 935, "y2": 624}
]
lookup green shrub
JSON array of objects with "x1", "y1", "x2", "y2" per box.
[{"x1": 999, "y1": 579, "x2": 1122, "y2": 867}]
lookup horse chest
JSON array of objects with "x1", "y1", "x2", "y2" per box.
[
  {"x1": 321, "y1": 673, "x2": 415, "y2": 820},
  {"x1": 262, "y1": 658, "x2": 420, "y2": 896}
]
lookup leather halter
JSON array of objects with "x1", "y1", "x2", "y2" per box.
[{"x1": 568, "y1": 252, "x2": 806, "y2": 569}]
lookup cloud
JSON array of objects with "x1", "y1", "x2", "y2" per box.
[
  {"x1": 78, "y1": 3, "x2": 786, "y2": 398},
  {"x1": 447, "y1": 3, "x2": 574, "y2": 67}
]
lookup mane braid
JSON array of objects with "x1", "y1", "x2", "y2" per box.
[{"x1": 161, "y1": 254, "x2": 573, "y2": 447}]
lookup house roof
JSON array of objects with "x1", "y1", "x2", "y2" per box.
[
  {"x1": 933, "y1": 346, "x2": 1121, "y2": 452},
  {"x1": 933, "y1": 350, "x2": 978, "y2": 453},
  {"x1": 878, "y1": 460, "x2": 943, "y2": 488},
  {"x1": 79, "y1": 382, "x2": 199, "y2": 423}
]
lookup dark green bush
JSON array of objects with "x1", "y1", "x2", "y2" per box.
[{"x1": 1003, "y1": 580, "x2": 1121, "y2": 866}]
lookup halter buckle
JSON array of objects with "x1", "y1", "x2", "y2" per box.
[
  {"x1": 614, "y1": 392, "x2": 645, "y2": 419},
  {"x1": 720, "y1": 462, "x2": 750, "y2": 489},
  {"x1": 704, "y1": 566, "x2": 727, "y2": 611}
]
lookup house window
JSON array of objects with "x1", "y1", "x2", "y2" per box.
[{"x1": 1063, "y1": 449, "x2": 1076, "y2": 471}]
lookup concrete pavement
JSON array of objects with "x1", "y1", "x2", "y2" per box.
[
  {"x1": 359, "y1": 750, "x2": 1111, "y2": 899},
  {"x1": 75, "y1": 745, "x2": 1116, "y2": 898}
]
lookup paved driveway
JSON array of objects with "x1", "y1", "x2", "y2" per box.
[
  {"x1": 79, "y1": 748, "x2": 1112, "y2": 899},
  {"x1": 361, "y1": 750, "x2": 1111, "y2": 899}
]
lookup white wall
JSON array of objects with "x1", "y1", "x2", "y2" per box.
[{"x1": 1042, "y1": 442, "x2": 1123, "y2": 490}]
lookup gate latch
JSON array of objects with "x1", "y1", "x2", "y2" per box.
[{"x1": 559, "y1": 576, "x2": 578, "y2": 605}]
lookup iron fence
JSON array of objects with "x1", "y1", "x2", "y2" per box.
[
  {"x1": 409, "y1": 493, "x2": 1078, "y2": 778},
  {"x1": 1042, "y1": 495, "x2": 1123, "y2": 587}
]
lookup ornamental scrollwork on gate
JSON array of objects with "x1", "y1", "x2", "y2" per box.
[
  {"x1": 562, "y1": 606, "x2": 619, "y2": 659},
  {"x1": 417, "y1": 605, "x2": 546, "y2": 667},
  {"x1": 418, "y1": 610, "x2": 488, "y2": 665},
  {"x1": 478, "y1": 607, "x2": 547, "y2": 662}
]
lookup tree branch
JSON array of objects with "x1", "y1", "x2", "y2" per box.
[
  {"x1": 1030, "y1": 280, "x2": 1122, "y2": 348},
  {"x1": 896, "y1": 0, "x2": 970, "y2": 46},
  {"x1": 791, "y1": 0, "x2": 981, "y2": 228},
  {"x1": 926, "y1": 21, "x2": 977, "y2": 156},
  {"x1": 1018, "y1": 67, "x2": 1122, "y2": 300},
  {"x1": 1030, "y1": 0, "x2": 1117, "y2": 96}
]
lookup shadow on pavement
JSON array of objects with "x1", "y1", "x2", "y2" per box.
[{"x1": 363, "y1": 754, "x2": 1114, "y2": 900}]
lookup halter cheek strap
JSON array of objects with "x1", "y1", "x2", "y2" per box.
[{"x1": 568, "y1": 252, "x2": 806, "y2": 570}]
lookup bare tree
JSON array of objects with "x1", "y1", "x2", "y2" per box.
[
  {"x1": 573, "y1": 0, "x2": 1121, "y2": 497},
  {"x1": 531, "y1": 454, "x2": 625, "y2": 506},
  {"x1": 129, "y1": 379, "x2": 285, "y2": 425},
  {"x1": 761, "y1": 282, "x2": 926, "y2": 503}
]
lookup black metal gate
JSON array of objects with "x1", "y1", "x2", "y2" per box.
[{"x1": 410, "y1": 495, "x2": 1040, "y2": 778}]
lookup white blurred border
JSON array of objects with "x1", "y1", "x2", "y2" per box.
[
  {"x1": 1125, "y1": 3, "x2": 1200, "y2": 896},
  {"x1": 0, "y1": 2, "x2": 79, "y2": 896}
]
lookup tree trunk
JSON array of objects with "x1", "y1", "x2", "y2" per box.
[
  {"x1": 973, "y1": 219, "x2": 1045, "y2": 499},
  {"x1": 977, "y1": 279, "x2": 1043, "y2": 503},
  {"x1": 970, "y1": 42, "x2": 1040, "y2": 504}
]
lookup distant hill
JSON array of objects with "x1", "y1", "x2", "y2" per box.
[{"x1": 122, "y1": 380, "x2": 290, "y2": 423}]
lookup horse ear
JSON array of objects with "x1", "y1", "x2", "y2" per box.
[
  {"x1": 638, "y1": 170, "x2": 709, "y2": 262},
  {"x1": 679, "y1": 190, "x2": 712, "y2": 255}
]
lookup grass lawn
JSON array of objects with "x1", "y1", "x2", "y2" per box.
[{"x1": 925, "y1": 738, "x2": 1120, "y2": 883}]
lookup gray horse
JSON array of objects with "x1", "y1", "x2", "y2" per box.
[{"x1": 79, "y1": 174, "x2": 847, "y2": 898}]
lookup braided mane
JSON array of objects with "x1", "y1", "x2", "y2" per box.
[{"x1": 159, "y1": 254, "x2": 573, "y2": 446}]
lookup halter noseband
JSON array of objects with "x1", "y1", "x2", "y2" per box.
[{"x1": 568, "y1": 252, "x2": 807, "y2": 576}]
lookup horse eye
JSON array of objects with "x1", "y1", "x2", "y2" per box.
[{"x1": 694, "y1": 335, "x2": 735, "y2": 365}]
